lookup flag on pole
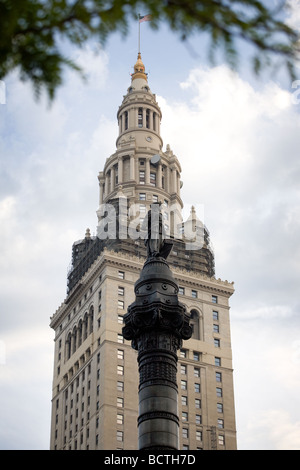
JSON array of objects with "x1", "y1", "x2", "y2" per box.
[{"x1": 139, "y1": 14, "x2": 152, "y2": 23}]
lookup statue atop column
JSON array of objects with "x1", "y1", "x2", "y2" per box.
[{"x1": 141, "y1": 202, "x2": 173, "y2": 260}]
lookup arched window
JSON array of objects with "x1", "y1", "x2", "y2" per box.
[
  {"x1": 78, "y1": 320, "x2": 83, "y2": 347},
  {"x1": 124, "y1": 111, "x2": 128, "y2": 130},
  {"x1": 153, "y1": 112, "x2": 157, "y2": 131},
  {"x1": 190, "y1": 310, "x2": 200, "y2": 340},
  {"x1": 89, "y1": 306, "x2": 94, "y2": 334},
  {"x1": 66, "y1": 332, "x2": 72, "y2": 360},
  {"x1": 83, "y1": 313, "x2": 88, "y2": 341}
]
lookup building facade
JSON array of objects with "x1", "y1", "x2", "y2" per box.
[{"x1": 49, "y1": 54, "x2": 237, "y2": 450}]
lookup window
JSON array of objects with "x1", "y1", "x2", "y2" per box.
[
  {"x1": 218, "y1": 418, "x2": 224, "y2": 429},
  {"x1": 139, "y1": 193, "x2": 146, "y2": 200},
  {"x1": 193, "y1": 351, "x2": 200, "y2": 361},
  {"x1": 217, "y1": 403, "x2": 223, "y2": 413},
  {"x1": 117, "y1": 414, "x2": 124, "y2": 425},
  {"x1": 212, "y1": 295, "x2": 218, "y2": 304},
  {"x1": 118, "y1": 286, "x2": 124, "y2": 296},
  {"x1": 182, "y1": 412, "x2": 188, "y2": 422},
  {"x1": 181, "y1": 396, "x2": 188, "y2": 406},
  {"x1": 153, "y1": 194, "x2": 158, "y2": 202},
  {"x1": 139, "y1": 170, "x2": 145, "y2": 184},
  {"x1": 180, "y1": 349, "x2": 187, "y2": 358},
  {"x1": 194, "y1": 383, "x2": 200, "y2": 393},
  {"x1": 214, "y1": 338, "x2": 220, "y2": 348},
  {"x1": 195, "y1": 399, "x2": 201, "y2": 409},
  {"x1": 182, "y1": 428, "x2": 188, "y2": 439},
  {"x1": 117, "y1": 381, "x2": 124, "y2": 392},
  {"x1": 215, "y1": 357, "x2": 221, "y2": 366},
  {"x1": 146, "y1": 109, "x2": 150, "y2": 129},
  {"x1": 117, "y1": 334, "x2": 124, "y2": 344},
  {"x1": 150, "y1": 172, "x2": 156, "y2": 187},
  {"x1": 216, "y1": 372, "x2": 222, "y2": 382},
  {"x1": 124, "y1": 111, "x2": 128, "y2": 130},
  {"x1": 117, "y1": 349, "x2": 124, "y2": 360},
  {"x1": 181, "y1": 380, "x2": 187, "y2": 390},
  {"x1": 218, "y1": 435, "x2": 225, "y2": 446},
  {"x1": 194, "y1": 367, "x2": 200, "y2": 378},
  {"x1": 118, "y1": 315, "x2": 123, "y2": 324},
  {"x1": 195, "y1": 414, "x2": 202, "y2": 425},
  {"x1": 178, "y1": 287, "x2": 185, "y2": 295},
  {"x1": 118, "y1": 300, "x2": 124, "y2": 309},
  {"x1": 118, "y1": 271, "x2": 125, "y2": 279},
  {"x1": 181, "y1": 364, "x2": 187, "y2": 375},
  {"x1": 117, "y1": 397, "x2": 124, "y2": 408},
  {"x1": 139, "y1": 204, "x2": 146, "y2": 214},
  {"x1": 213, "y1": 324, "x2": 220, "y2": 333},
  {"x1": 216, "y1": 387, "x2": 223, "y2": 397},
  {"x1": 196, "y1": 431, "x2": 202, "y2": 441},
  {"x1": 213, "y1": 310, "x2": 219, "y2": 321},
  {"x1": 138, "y1": 107, "x2": 143, "y2": 127},
  {"x1": 117, "y1": 430, "x2": 123, "y2": 442},
  {"x1": 191, "y1": 290, "x2": 197, "y2": 298}
]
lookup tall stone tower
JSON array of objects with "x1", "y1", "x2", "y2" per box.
[{"x1": 49, "y1": 54, "x2": 237, "y2": 450}]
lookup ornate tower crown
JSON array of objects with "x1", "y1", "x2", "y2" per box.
[{"x1": 132, "y1": 52, "x2": 148, "y2": 81}]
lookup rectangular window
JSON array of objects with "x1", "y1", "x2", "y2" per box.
[
  {"x1": 118, "y1": 271, "x2": 125, "y2": 279},
  {"x1": 181, "y1": 396, "x2": 188, "y2": 406},
  {"x1": 196, "y1": 431, "x2": 202, "y2": 441},
  {"x1": 117, "y1": 397, "x2": 124, "y2": 408},
  {"x1": 118, "y1": 315, "x2": 123, "y2": 324},
  {"x1": 215, "y1": 357, "x2": 221, "y2": 366},
  {"x1": 139, "y1": 204, "x2": 146, "y2": 214},
  {"x1": 117, "y1": 334, "x2": 124, "y2": 344},
  {"x1": 217, "y1": 403, "x2": 223, "y2": 413},
  {"x1": 195, "y1": 414, "x2": 202, "y2": 425},
  {"x1": 181, "y1": 364, "x2": 187, "y2": 375},
  {"x1": 195, "y1": 399, "x2": 201, "y2": 409},
  {"x1": 181, "y1": 380, "x2": 187, "y2": 390},
  {"x1": 150, "y1": 172, "x2": 156, "y2": 187},
  {"x1": 117, "y1": 430, "x2": 123, "y2": 442},
  {"x1": 138, "y1": 107, "x2": 143, "y2": 128},
  {"x1": 117, "y1": 381, "x2": 124, "y2": 392},
  {"x1": 213, "y1": 324, "x2": 220, "y2": 333},
  {"x1": 218, "y1": 435, "x2": 225, "y2": 446},
  {"x1": 212, "y1": 295, "x2": 218, "y2": 304},
  {"x1": 214, "y1": 338, "x2": 220, "y2": 348},
  {"x1": 191, "y1": 290, "x2": 197, "y2": 298},
  {"x1": 180, "y1": 349, "x2": 187, "y2": 358},
  {"x1": 153, "y1": 194, "x2": 158, "y2": 202},
  {"x1": 218, "y1": 418, "x2": 224, "y2": 429},
  {"x1": 182, "y1": 412, "x2": 188, "y2": 422},
  {"x1": 139, "y1": 193, "x2": 146, "y2": 200},
  {"x1": 216, "y1": 387, "x2": 223, "y2": 397},
  {"x1": 118, "y1": 286, "x2": 124, "y2": 296},
  {"x1": 118, "y1": 300, "x2": 124, "y2": 309},
  {"x1": 182, "y1": 428, "x2": 188, "y2": 439},
  {"x1": 117, "y1": 414, "x2": 124, "y2": 425},
  {"x1": 213, "y1": 310, "x2": 219, "y2": 321},
  {"x1": 117, "y1": 349, "x2": 124, "y2": 360},
  {"x1": 139, "y1": 170, "x2": 145, "y2": 184},
  {"x1": 194, "y1": 383, "x2": 201, "y2": 393},
  {"x1": 194, "y1": 367, "x2": 200, "y2": 378},
  {"x1": 216, "y1": 372, "x2": 222, "y2": 382},
  {"x1": 193, "y1": 351, "x2": 200, "y2": 361},
  {"x1": 178, "y1": 287, "x2": 185, "y2": 295}
]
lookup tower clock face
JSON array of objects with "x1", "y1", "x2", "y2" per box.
[{"x1": 146, "y1": 136, "x2": 152, "y2": 142}]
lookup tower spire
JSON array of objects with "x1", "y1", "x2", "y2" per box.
[{"x1": 132, "y1": 52, "x2": 148, "y2": 82}]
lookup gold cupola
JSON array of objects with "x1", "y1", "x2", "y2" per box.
[{"x1": 131, "y1": 52, "x2": 148, "y2": 81}]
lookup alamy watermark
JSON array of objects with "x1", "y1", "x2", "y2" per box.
[
  {"x1": 96, "y1": 199, "x2": 205, "y2": 251},
  {"x1": 0, "y1": 80, "x2": 6, "y2": 105}
]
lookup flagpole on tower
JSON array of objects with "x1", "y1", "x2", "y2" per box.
[{"x1": 138, "y1": 14, "x2": 141, "y2": 53}]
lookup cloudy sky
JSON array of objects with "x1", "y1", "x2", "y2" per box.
[{"x1": 1, "y1": 2, "x2": 300, "y2": 450}]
